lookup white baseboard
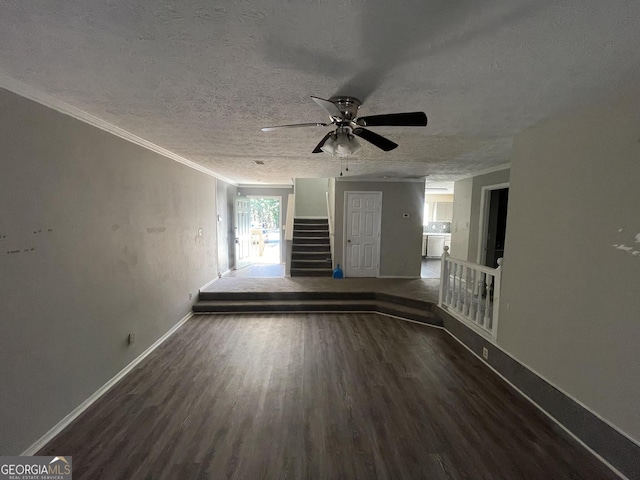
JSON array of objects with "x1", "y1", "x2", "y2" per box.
[
  {"x1": 375, "y1": 311, "x2": 444, "y2": 329},
  {"x1": 21, "y1": 311, "x2": 193, "y2": 455},
  {"x1": 200, "y1": 276, "x2": 219, "y2": 291}
]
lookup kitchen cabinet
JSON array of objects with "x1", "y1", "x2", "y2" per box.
[{"x1": 434, "y1": 202, "x2": 453, "y2": 222}]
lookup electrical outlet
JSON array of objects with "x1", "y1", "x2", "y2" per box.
[
  {"x1": 128, "y1": 333, "x2": 136, "y2": 345},
  {"x1": 189, "y1": 292, "x2": 193, "y2": 300},
  {"x1": 482, "y1": 347, "x2": 489, "y2": 360}
]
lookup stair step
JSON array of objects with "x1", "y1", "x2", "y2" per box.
[
  {"x1": 291, "y1": 261, "x2": 332, "y2": 270},
  {"x1": 290, "y1": 268, "x2": 333, "y2": 277},
  {"x1": 198, "y1": 291, "x2": 433, "y2": 311},
  {"x1": 291, "y1": 258, "x2": 332, "y2": 263},
  {"x1": 294, "y1": 218, "x2": 328, "y2": 225},
  {"x1": 199, "y1": 291, "x2": 377, "y2": 301},
  {"x1": 293, "y1": 238, "x2": 330, "y2": 245},
  {"x1": 193, "y1": 300, "x2": 439, "y2": 326},
  {"x1": 292, "y1": 245, "x2": 330, "y2": 250},
  {"x1": 293, "y1": 230, "x2": 329, "y2": 237},
  {"x1": 292, "y1": 252, "x2": 332, "y2": 260},
  {"x1": 294, "y1": 224, "x2": 329, "y2": 231}
]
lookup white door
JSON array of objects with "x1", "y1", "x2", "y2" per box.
[
  {"x1": 234, "y1": 196, "x2": 252, "y2": 269},
  {"x1": 345, "y1": 192, "x2": 382, "y2": 277}
]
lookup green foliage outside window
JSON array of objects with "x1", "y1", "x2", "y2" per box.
[{"x1": 250, "y1": 198, "x2": 279, "y2": 229}]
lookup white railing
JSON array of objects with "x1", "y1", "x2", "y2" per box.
[{"x1": 438, "y1": 247, "x2": 502, "y2": 340}]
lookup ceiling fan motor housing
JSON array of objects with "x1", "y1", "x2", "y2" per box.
[{"x1": 328, "y1": 96, "x2": 362, "y2": 122}]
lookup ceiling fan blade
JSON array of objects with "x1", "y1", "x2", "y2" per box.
[
  {"x1": 312, "y1": 131, "x2": 334, "y2": 153},
  {"x1": 310, "y1": 96, "x2": 343, "y2": 119},
  {"x1": 356, "y1": 112, "x2": 427, "y2": 127},
  {"x1": 261, "y1": 122, "x2": 327, "y2": 132},
  {"x1": 352, "y1": 128, "x2": 398, "y2": 151}
]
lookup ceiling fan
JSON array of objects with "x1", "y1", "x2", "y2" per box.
[{"x1": 261, "y1": 96, "x2": 428, "y2": 156}]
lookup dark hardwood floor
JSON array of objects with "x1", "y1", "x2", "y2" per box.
[{"x1": 39, "y1": 313, "x2": 617, "y2": 479}]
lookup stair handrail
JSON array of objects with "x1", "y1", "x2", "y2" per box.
[
  {"x1": 285, "y1": 194, "x2": 295, "y2": 276},
  {"x1": 326, "y1": 192, "x2": 335, "y2": 266},
  {"x1": 285, "y1": 194, "x2": 295, "y2": 241}
]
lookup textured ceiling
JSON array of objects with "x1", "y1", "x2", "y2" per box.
[{"x1": 1, "y1": 1, "x2": 640, "y2": 185}]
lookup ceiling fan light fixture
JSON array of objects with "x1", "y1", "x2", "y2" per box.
[
  {"x1": 321, "y1": 131, "x2": 361, "y2": 156},
  {"x1": 335, "y1": 134, "x2": 361, "y2": 156},
  {"x1": 320, "y1": 134, "x2": 337, "y2": 155}
]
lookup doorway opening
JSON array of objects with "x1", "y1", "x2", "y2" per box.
[
  {"x1": 478, "y1": 184, "x2": 509, "y2": 268},
  {"x1": 421, "y1": 192, "x2": 454, "y2": 278},
  {"x1": 231, "y1": 195, "x2": 283, "y2": 278},
  {"x1": 248, "y1": 196, "x2": 281, "y2": 265}
]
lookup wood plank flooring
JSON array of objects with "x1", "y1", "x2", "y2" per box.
[{"x1": 39, "y1": 313, "x2": 617, "y2": 479}]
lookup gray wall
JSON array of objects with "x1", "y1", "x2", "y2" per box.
[
  {"x1": 216, "y1": 179, "x2": 237, "y2": 274},
  {"x1": 451, "y1": 177, "x2": 472, "y2": 258},
  {"x1": 236, "y1": 185, "x2": 293, "y2": 262},
  {"x1": 294, "y1": 178, "x2": 329, "y2": 217},
  {"x1": 499, "y1": 86, "x2": 640, "y2": 442},
  {"x1": 452, "y1": 169, "x2": 510, "y2": 261},
  {"x1": 334, "y1": 180, "x2": 425, "y2": 277},
  {"x1": 0, "y1": 88, "x2": 219, "y2": 454}
]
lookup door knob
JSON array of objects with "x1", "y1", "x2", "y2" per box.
[{"x1": 347, "y1": 239, "x2": 351, "y2": 243}]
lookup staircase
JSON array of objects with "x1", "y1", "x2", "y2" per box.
[{"x1": 291, "y1": 218, "x2": 332, "y2": 277}]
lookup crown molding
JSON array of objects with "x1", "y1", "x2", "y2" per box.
[
  {"x1": 336, "y1": 176, "x2": 426, "y2": 183},
  {"x1": 237, "y1": 183, "x2": 294, "y2": 189},
  {"x1": 0, "y1": 73, "x2": 238, "y2": 186},
  {"x1": 458, "y1": 162, "x2": 511, "y2": 180}
]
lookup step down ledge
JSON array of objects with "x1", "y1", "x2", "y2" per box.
[{"x1": 193, "y1": 300, "x2": 440, "y2": 326}]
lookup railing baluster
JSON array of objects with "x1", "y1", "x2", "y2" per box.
[
  {"x1": 438, "y1": 247, "x2": 450, "y2": 308},
  {"x1": 491, "y1": 258, "x2": 503, "y2": 336},
  {"x1": 462, "y1": 266, "x2": 469, "y2": 315},
  {"x1": 476, "y1": 272, "x2": 485, "y2": 325},
  {"x1": 455, "y1": 264, "x2": 463, "y2": 310},
  {"x1": 468, "y1": 269, "x2": 477, "y2": 319},
  {"x1": 452, "y1": 263, "x2": 459, "y2": 307},
  {"x1": 447, "y1": 262, "x2": 454, "y2": 306},
  {"x1": 438, "y1": 253, "x2": 503, "y2": 340},
  {"x1": 483, "y1": 273, "x2": 493, "y2": 327}
]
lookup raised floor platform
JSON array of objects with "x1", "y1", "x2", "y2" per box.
[
  {"x1": 201, "y1": 276, "x2": 440, "y2": 302},
  {"x1": 196, "y1": 277, "x2": 442, "y2": 325}
]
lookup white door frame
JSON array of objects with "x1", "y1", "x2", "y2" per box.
[
  {"x1": 234, "y1": 195, "x2": 252, "y2": 269},
  {"x1": 476, "y1": 182, "x2": 509, "y2": 265},
  {"x1": 343, "y1": 191, "x2": 382, "y2": 277}
]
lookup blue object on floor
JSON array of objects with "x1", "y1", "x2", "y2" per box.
[{"x1": 332, "y1": 264, "x2": 344, "y2": 279}]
